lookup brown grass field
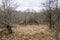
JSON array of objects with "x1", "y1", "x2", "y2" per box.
[{"x1": 0, "y1": 24, "x2": 60, "y2": 40}]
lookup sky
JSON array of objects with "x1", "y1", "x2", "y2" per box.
[
  {"x1": 0, "y1": 0, "x2": 60, "y2": 12},
  {"x1": 0, "y1": 0, "x2": 46, "y2": 12},
  {"x1": 16, "y1": 0, "x2": 46, "y2": 12}
]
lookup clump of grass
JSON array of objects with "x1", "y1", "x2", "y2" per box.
[{"x1": 1, "y1": 34, "x2": 20, "y2": 40}]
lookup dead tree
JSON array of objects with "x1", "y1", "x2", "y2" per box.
[
  {"x1": 42, "y1": 0, "x2": 53, "y2": 29},
  {"x1": 55, "y1": 0, "x2": 59, "y2": 40},
  {"x1": 0, "y1": 0, "x2": 18, "y2": 34}
]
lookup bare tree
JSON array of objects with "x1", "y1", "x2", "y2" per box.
[
  {"x1": 42, "y1": 0, "x2": 54, "y2": 29},
  {"x1": 42, "y1": 0, "x2": 60, "y2": 40},
  {"x1": 0, "y1": 0, "x2": 18, "y2": 34},
  {"x1": 54, "y1": 0, "x2": 59, "y2": 40}
]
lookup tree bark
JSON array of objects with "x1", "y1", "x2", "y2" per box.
[{"x1": 6, "y1": 24, "x2": 13, "y2": 34}]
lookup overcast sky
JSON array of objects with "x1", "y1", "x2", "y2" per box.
[
  {"x1": 16, "y1": 0, "x2": 46, "y2": 12},
  {"x1": 0, "y1": 0, "x2": 60, "y2": 12}
]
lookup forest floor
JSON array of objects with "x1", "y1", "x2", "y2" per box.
[{"x1": 0, "y1": 24, "x2": 60, "y2": 40}]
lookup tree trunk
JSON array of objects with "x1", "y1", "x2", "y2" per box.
[
  {"x1": 55, "y1": 23, "x2": 59, "y2": 40},
  {"x1": 49, "y1": 14, "x2": 52, "y2": 29},
  {"x1": 6, "y1": 25, "x2": 13, "y2": 34}
]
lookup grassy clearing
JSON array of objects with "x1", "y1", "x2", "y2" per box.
[{"x1": 0, "y1": 24, "x2": 58, "y2": 40}]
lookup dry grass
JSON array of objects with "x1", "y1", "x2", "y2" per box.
[
  {"x1": 12, "y1": 25, "x2": 49, "y2": 35},
  {"x1": 0, "y1": 24, "x2": 58, "y2": 40}
]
